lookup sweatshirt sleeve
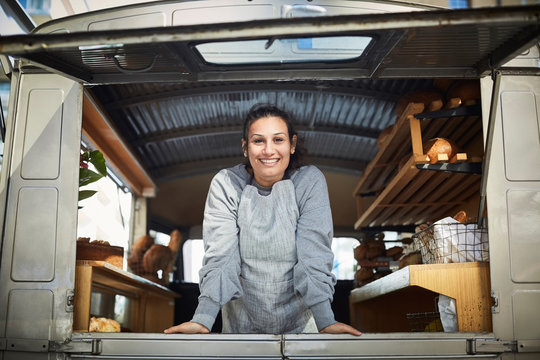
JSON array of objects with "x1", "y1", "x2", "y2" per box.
[
  {"x1": 292, "y1": 166, "x2": 337, "y2": 331},
  {"x1": 191, "y1": 170, "x2": 243, "y2": 330}
]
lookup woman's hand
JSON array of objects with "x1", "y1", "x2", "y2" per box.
[
  {"x1": 320, "y1": 322, "x2": 362, "y2": 336},
  {"x1": 164, "y1": 321, "x2": 210, "y2": 334}
]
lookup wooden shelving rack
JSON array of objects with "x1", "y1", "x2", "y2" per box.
[{"x1": 353, "y1": 98, "x2": 484, "y2": 229}]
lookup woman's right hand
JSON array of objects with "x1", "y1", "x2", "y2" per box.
[{"x1": 164, "y1": 321, "x2": 210, "y2": 334}]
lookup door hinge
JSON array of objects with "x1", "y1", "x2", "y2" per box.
[
  {"x1": 467, "y1": 339, "x2": 517, "y2": 354},
  {"x1": 66, "y1": 289, "x2": 75, "y2": 312},
  {"x1": 50, "y1": 339, "x2": 102, "y2": 355}
]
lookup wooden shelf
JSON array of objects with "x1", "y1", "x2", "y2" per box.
[
  {"x1": 353, "y1": 99, "x2": 484, "y2": 229},
  {"x1": 349, "y1": 262, "x2": 492, "y2": 333},
  {"x1": 74, "y1": 260, "x2": 180, "y2": 333}
]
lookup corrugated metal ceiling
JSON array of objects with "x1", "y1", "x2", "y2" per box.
[{"x1": 89, "y1": 78, "x2": 434, "y2": 181}]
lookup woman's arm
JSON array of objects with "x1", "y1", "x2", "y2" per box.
[
  {"x1": 166, "y1": 169, "x2": 244, "y2": 333},
  {"x1": 292, "y1": 166, "x2": 361, "y2": 335}
]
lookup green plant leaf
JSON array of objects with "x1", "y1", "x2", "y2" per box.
[
  {"x1": 79, "y1": 168, "x2": 103, "y2": 187},
  {"x1": 88, "y1": 150, "x2": 107, "y2": 177},
  {"x1": 79, "y1": 189, "x2": 97, "y2": 201}
]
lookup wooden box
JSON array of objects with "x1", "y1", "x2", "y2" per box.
[{"x1": 76, "y1": 241, "x2": 124, "y2": 269}]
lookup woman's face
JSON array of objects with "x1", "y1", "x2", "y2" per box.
[{"x1": 242, "y1": 116, "x2": 297, "y2": 188}]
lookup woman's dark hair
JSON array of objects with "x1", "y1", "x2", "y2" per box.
[{"x1": 242, "y1": 104, "x2": 306, "y2": 171}]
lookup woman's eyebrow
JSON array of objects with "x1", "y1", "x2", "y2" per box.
[{"x1": 249, "y1": 132, "x2": 286, "y2": 139}]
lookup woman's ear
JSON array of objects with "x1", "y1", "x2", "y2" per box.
[
  {"x1": 241, "y1": 139, "x2": 247, "y2": 157},
  {"x1": 291, "y1": 134, "x2": 297, "y2": 154}
]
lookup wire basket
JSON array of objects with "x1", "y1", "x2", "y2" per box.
[{"x1": 413, "y1": 219, "x2": 489, "y2": 264}]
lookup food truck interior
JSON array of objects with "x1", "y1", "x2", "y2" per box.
[{"x1": 0, "y1": 0, "x2": 539, "y2": 358}]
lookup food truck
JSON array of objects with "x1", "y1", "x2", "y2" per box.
[{"x1": 0, "y1": 0, "x2": 539, "y2": 358}]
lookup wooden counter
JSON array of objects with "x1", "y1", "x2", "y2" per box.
[
  {"x1": 349, "y1": 262, "x2": 492, "y2": 333},
  {"x1": 74, "y1": 260, "x2": 180, "y2": 332}
]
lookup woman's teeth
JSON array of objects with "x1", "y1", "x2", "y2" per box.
[{"x1": 260, "y1": 159, "x2": 279, "y2": 164}]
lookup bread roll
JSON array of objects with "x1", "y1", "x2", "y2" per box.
[
  {"x1": 399, "y1": 252, "x2": 423, "y2": 268},
  {"x1": 453, "y1": 210, "x2": 468, "y2": 223},
  {"x1": 89, "y1": 317, "x2": 121, "y2": 332},
  {"x1": 142, "y1": 244, "x2": 173, "y2": 274},
  {"x1": 354, "y1": 243, "x2": 368, "y2": 261},
  {"x1": 355, "y1": 267, "x2": 374, "y2": 282},
  {"x1": 386, "y1": 246, "x2": 403, "y2": 260},
  {"x1": 365, "y1": 240, "x2": 386, "y2": 259},
  {"x1": 423, "y1": 137, "x2": 459, "y2": 164},
  {"x1": 132, "y1": 234, "x2": 154, "y2": 250},
  {"x1": 127, "y1": 246, "x2": 147, "y2": 274},
  {"x1": 446, "y1": 79, "x2": 480, "y2": 103}
]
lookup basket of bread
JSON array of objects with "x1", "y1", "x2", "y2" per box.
[{"x1": 413, "y1": 211, "x2": 489, "y2": 264}]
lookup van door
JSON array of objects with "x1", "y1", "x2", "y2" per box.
[{"x1": 0, "y1": 4, "x2": 539, "y2": 359}]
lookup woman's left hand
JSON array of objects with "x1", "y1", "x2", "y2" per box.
[{"x1": 320, "y1": 322, "x2": 362, "y2": 336}]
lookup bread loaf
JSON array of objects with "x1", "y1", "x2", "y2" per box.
[
  {"x1": 89, "y1": 316, "x2": 121, "y2": 332},
  {"x1": 453, "y1": 210, "x2": 468, "y2": 223},
  {"x1": 355, "y1": 267, "x2": 374, "y2": 282},
  {"x1": 398, "y1": 252, "x2": 423, "y2": 268},
  {"x1": 142, "y1": 244, "x2": 173, "y2": 274},
  {"x1": 423, "y1": 137, "x2": 459, "y2": 164},
  {"x1": 386, "y1": 246, "x2": 403, "y2": 260},
  {"x1": 446, "y1": 79, "x2": 480, "y2": 103}
]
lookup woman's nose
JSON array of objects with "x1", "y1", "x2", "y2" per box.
[{"x1": 262, "y1": 142, "x2": 274, "y2": 155}]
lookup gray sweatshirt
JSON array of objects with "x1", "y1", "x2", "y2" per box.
[{"x1": 192, "y1": 164, "x2": 337, "y2": 332}]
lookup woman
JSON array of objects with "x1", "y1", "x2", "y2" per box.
[{"x1": 165, "y1": 104, "x2": 361, "y2": 335}]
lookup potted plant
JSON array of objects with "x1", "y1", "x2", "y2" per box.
[{"x1": 79, "y1": 149, "x2": 107, "y2": 205}]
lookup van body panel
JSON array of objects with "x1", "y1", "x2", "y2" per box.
[
  {"x1": 2, "y1": 6, "x2": 538, "y2": 84},
  {"x1": 481, "y1": 74, "x2": 540, "y2": 347},
  {"x1": 34, "y1": 0, "x2": 431, "y2": 34},
  {"x1": 0, "y1": 72, "x2": 82, "y2": 345}
]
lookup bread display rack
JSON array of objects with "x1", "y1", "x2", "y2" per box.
[{"x1": 353, "y1": 98, "x2": 484, "y2": 229}]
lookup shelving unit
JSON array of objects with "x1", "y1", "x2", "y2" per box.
[
  {"x1": 349, "y1": 262, "x2": 492, "y2": 333},
  {"x1": 74, "y1": 260, "x2": 180, "y2": 333},
  {"x1": 353, "y1": 99, "x2": 484, "y2": 229}
]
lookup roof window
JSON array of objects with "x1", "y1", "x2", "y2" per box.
[{"x1": 195, "y1": 36, "x2": 372, "y2": 64}]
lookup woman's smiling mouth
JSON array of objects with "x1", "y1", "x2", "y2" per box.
[{"x1": 260, "y1": 158, "x2": 280, "y2": 165}]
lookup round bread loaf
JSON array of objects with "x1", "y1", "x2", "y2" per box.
[
  {"x1": 423, "y1": 137, "x2": 459, "y2": 164},
  {"x1": 446, "y1": 79, "x2": 480, "y2": 103}
]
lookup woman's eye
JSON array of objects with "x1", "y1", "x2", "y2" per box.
[
  {"x1": 274, "y1": 138, "x2": 284, "y2": 143},
  {"x1": 253, "y1": 139, "x2": 263, "y2": 144}
]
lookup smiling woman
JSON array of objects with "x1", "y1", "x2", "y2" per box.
[
  {"x1": 241, "y1": 104, "x2": 300, "y2": 187},
  {"x1": 164, "y1": 104, "x2": 361, "y2": 336}
]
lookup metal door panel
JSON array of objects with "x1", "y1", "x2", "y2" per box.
[
  {"x1": 66, "y1": 333, "x2": 282, "y2": 360},
  {"x1": 11, "y1": 187, "x2": 57, "y2": 281},
  {"x1": 482, "y1": 73, "x2": 540, "y2": 350},
  {"x1": 282, "y1": 333, "x2": 498, "y2": 359},
  {"x1": 500, "y1": 90, "x2": 540, "y2": 181},
  {"x1": 0, "y1": 72, "x2": 82, "y2": 352}
]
